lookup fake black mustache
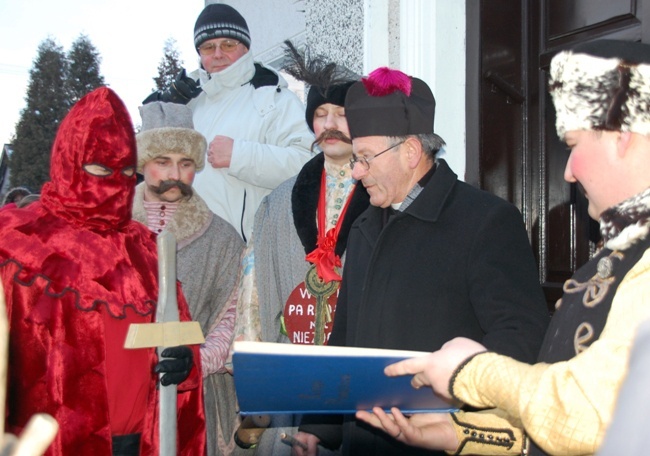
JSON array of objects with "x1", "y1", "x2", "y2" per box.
[
  {"x1": 149, "y1": 180, "x2": 194, "y2": 198},
  {"x1": 311, "y1": 129, "x2": 352, "y2": 151}
]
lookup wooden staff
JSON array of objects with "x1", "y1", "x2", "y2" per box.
[{"x1": 124, "y1": 231, "x2": 204, "y2": 456}]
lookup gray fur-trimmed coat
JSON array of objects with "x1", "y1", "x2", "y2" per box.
[
  {"x1": 132, "y1": 183, "x2": 244, "y2": 456},
  {"x1": 249, "y1": 153, "x2": 369, "y2": 455}
]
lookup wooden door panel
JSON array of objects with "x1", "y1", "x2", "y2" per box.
[
  {"x1": 469, "y1": 0, "x2": 647, "y2": 310},
  {"x1": 466, "y1": 0, "x2": 525, "y2": 208},
  {"x1": 548, "y1": 0, "x2": 640, "y2": 43},
  {"x1": 536, "y1": 0, "x2": 645, "y2": 307}
]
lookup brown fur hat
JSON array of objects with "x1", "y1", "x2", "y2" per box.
[{"x1": 136, "y1": 102, "x2": 206, "y2": 172}]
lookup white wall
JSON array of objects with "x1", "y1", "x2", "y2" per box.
[
  {"x1": 209, "y1": 0, "x2": 306, "y2": 64},
  {"x1": 363, "y1": 0, "x2": 467, "y2": 179},
  {"x1": 209, "y1": 0, "x2": 468, "y2": 179}
]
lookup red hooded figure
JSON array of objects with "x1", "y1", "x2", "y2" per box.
[{"x1": 0, "y1": 87, "x2": 206, "y2": 455}]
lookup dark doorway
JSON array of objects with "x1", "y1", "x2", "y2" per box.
[{"x1": 466, "y1": 0, "x2": 648, "y2": 311}]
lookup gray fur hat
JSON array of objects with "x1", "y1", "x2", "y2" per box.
[
  {"x1": 136, "y1": 102, "x2": 207, "y2": 172},
  {"x1": 549, "y1": 40, "x2": 650, "y2": 139}
]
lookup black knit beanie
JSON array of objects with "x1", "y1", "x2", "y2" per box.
[{"x1": 194, "y1": 4, "x2": 251, "y2": 50}]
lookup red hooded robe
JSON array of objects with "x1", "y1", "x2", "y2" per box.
[{"x1": 0, "y1": 87, "x2": 206, "y2": 455}]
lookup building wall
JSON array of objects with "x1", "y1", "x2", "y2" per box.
[
  {"x1": 207, "y1": 0, "x2": 306, "y2": 66},
  {"x1": 303, "y1": 0, "x2": 467, "y2": 177},
  {"x1": 304, "y1": 0, "x2": 365, "y2": 75},
  {"x1": 206, "y1": 0, "x2": 467, "y2": 178}
]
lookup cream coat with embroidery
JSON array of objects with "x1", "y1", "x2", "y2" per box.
[{"x1": 449, "y1": 246, "x2": 650, "y2": 455}]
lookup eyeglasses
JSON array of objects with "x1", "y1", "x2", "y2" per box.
[
  {"x1": 198, "y1": 39, "x2": 241, "y2": 56},
  {"x1": 349, "y1": 141, "x2": 405, "y2": 170}
]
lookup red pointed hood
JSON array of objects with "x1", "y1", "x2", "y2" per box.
[{"x1": 41, "y1": 87, "x2": 137, "y2": 232}]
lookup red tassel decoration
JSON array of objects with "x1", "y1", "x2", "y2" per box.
[{"x1": 361, "y1": 67, "x2": 412, "y2": 96}]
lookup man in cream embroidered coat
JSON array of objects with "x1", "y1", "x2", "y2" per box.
[
  {"x1": 133, "y1": 102, "x2": 244, "y2": 456},
  {"x1": 356, "y1": 40, "x2": 650, "y2": 456}
]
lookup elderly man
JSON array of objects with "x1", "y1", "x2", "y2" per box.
[
  {"x1": 293, "y1": 68, "x2": 549, "y2": 455},
  {"x1": 233, "y1": 43, "x2": 368, "y2": 455},
  {"x1": 132, "y1": 101, "x2": 244, "y2": 456},
  {"x1": 0, "y1": 87, "x2": 205, "y2": 455},
  {"x1": 356, "y1": 40, "x2": 650, "y2": 456},
  {"x1": 144, "y1": 3, "x2": 314, "y2": 242}
]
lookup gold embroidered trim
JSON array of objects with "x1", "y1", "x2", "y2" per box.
[
  {"x1": 562, "y1": 251, "x2": 623, "y2": 308},
  {"x1": 450, "y1": 412, "x2": 517, "y2": 455}
]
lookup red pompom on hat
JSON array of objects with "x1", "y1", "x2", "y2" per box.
[
  {"x1": 361, "y1": 66, "x2": 412, "y2": 97},
  {"x1": 345, "y1": 67, "x2": 435, "y2": 139}
]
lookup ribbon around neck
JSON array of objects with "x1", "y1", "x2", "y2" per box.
[{"x1": 305, "y1": 169, "x2": 355, "y2": 283}]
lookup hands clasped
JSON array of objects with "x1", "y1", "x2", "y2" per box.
[{"x1": 288, "y1": 432, "x2": 319, "y2": 456}]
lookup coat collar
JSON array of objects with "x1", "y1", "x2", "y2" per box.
[
  {"x1": 601, "y1": 186, "x2": 650, "y2": 251},
  {"x1": 291, "y1": 152, "x2": 370, "y2": 257},
  {"x1": 403, "y1": 159, "x2": 456, "y2": 221},
  {"x1": 356, "y1": 158, "x2": 457, "y2": 228},
  {"x1": 132, "y1": 183, "x2": 213, "y2": 249},
  {"x1": 198, "y1": 51, "x2": 256, "y2": 97}
]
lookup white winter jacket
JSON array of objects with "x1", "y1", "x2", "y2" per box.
[{"x1": 189, "y1": 52, "x2": 314, "y2": 242}]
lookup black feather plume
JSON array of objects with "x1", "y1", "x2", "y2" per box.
[{"x1": 281, "y1": 40, "x2": 356, "y2": 97}]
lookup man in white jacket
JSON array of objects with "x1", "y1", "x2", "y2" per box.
[{"x1": 144, "y1": 3, "x2": 314, "y2": 242}]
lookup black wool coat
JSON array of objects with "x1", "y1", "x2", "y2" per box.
[{"x1": 301, "y1": 159, "x2": 549, "y2": 455}]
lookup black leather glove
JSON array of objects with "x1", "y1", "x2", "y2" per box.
[
  {"x1": 154, "y1": 345, "x2": 194, "y2": 386},
  {"x1": 142, "y1": 69, "x2": 202, "y2": 105}
]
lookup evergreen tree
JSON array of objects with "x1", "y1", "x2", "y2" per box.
[
  {"x1": 153, "y1": 38, "x2": 184, "y2": 91},
  {"x1": 10, "y1": 38, "x2": 69, "y2": 191},
  {"x1": 67, "y1": 34, "x2": 105, "y2": 104}
]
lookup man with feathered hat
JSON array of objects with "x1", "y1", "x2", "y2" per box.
[
  {"x1": 0, "y1": 87, "x2": 205, "y2": 455},
  {"x1": 355, "y1": 40, "x2": 650, "y2": 456},
  {"x1": 232, "y1": 41, "x2": 368, "y2": 455},
  {"x1": 293, "y1": 68, "x2": 549, "y2": 455},
  {"x1": 132, "y1": 101, "x2": 244, "y2": 456}
]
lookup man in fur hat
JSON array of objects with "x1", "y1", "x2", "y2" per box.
[
  {"x1": 143, "y1": 3, "x2": 314, "y2": 243},
  {"x1": 0, "y1": 87, "x2": 205, "y2": 455},
  {"x1": 232, "y1": 42, "x2": 369, "y2": 455},
  {"x1": 294, "y1": 68, "x2": 550, "y2": 455},
  {"x1": 355, "y1": 40, "x2": 650, "y2": 456},
  {"x1": 132, "y1": 101, "x2": 244, "y2": 456}
]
